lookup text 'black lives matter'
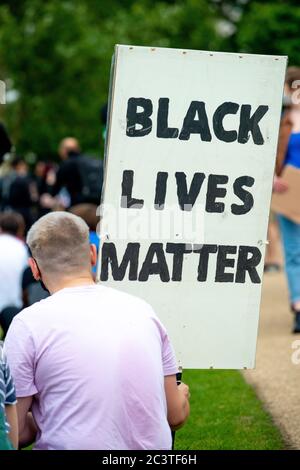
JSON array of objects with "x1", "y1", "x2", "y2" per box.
[
  {"x1": 126, "y1": 98, "x2": 269, "y2": 145},
  {"x1": 101, "y1": 243, "x2": 262, "y2": 284}
]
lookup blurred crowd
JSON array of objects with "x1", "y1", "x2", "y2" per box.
[
  {"x1": 0, "y1": 131, "x2": 103, "y2": 336},
  {"x1": 260, "y1": 66, "x2": 300, "y2": 333}
]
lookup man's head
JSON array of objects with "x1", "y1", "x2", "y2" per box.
[
  {"x1": 58, "y1": 137, "x2": 80, "y2": 160},
  {"x1": 26, "y1": 211, "x2": 97, "y2": 292},
  {"x1": 11, "y1": 157, "x2": 28, "y2": 175},
  {"x1": 0, "y1": 211, "x2": 25, "y2": 238}
]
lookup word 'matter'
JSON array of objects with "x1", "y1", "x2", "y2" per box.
[
  {"x1": 101, "y1": 242, "x2": 262, "y2": 284},
  {"x1": 126, "y1": 98, "x2": 269, "y2": 145}
]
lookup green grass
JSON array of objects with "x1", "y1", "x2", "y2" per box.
[{"x1": 174, "y1": 370, "x2": 285, "y2": 450}]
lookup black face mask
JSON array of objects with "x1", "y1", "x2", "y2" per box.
[
  {"x1": 27, "y1": 246, "x2": 50, "y2": 295},
  {"x1": 37, "y1": 277, "x2": 50, "y2": 295}
]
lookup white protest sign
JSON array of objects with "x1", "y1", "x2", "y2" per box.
[{"x1": 97, "y1": 45, "x2": 286, "y2": 369}]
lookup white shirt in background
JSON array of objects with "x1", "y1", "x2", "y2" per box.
[{"x1": 0, "y1": 234, "x2": 28, "y2": 312}]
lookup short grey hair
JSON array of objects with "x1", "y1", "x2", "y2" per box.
[{"x1": 27, "y1": 211, "x2": 91, "y2": 275}]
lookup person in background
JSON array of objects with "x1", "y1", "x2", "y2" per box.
[
  {"x1": 0, "y1": 343, "x2": 18, "y2": 450},
  {"x1": 34, "y1": 161, "x2": 58, "y2": 217},
  {"x1": 69, "y1": 203, "x2": 100, "y2": 275},
  {"x1": 0, "y1": 212, "x2": 27, "y2": 335},
  {"x1": 274, "y1": 66, "x2": 300, "y2": 333},
  {"x1": 42, "y1": 138, "x2": 103, "y2": 210},
  {"x1": 0, "y1": 123, "x2": 12, "y2": 165},
  {"x1": 53, "y1": 138, "x2": 81, "y2": 207},
  {"x1": 264, "y1": 216, "x2": 282, "y2": 273},
  {"x1": 5, "y1": 212, "x2": 190, "y2": 450},
  {"x1": 34, "y1": 161, "x2": 57, "y2": 197},
  {"x1": 4, "y1": 157, "x2": 36, "y2": 232}
]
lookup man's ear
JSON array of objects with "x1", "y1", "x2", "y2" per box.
[
  {"x1": 90, "y1": 244, "x2": 97, "y2": 267},
  {"x1": 28, "y1": 258, "x2": 41, "y2": 281}
]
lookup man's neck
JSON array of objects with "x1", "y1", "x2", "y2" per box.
[{"x1": 49, "y1": 275, "x2": 95, "y2": 295}]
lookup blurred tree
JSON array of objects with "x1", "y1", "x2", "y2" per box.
[
  {"x1": 0, "y1": 1, "x2": 106, "y2": 159},
  {"x1": 102, "y1": 0, "x2": 219, "y2": 50},
  {"x1": 0, "y1": 0, "x2": 299, "y2": 160},
  {"x1": 0, "y1": 0, "x2": 220, "y2": 159},
  {"x1": 235, "y1": 1, "x2": 300, "y2": 64}
]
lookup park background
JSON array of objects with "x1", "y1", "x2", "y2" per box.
[
  {"x1": 0, "y1": 0, "x2": 299, "y2": 450},
  {"x1": 0, "y1": 0, "x2": 299, "y2": 161}
]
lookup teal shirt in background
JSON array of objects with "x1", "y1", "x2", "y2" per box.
[
  {"x1": 89, "y1": 231, "x2": 100, "y2": 274},
  {"x1": 0, "y1": 410, "x2": 14, "y2": 450}
]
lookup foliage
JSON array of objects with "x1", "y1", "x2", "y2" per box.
[
  {"x1": 0, "y1": 0, "x2": 299, "y2": 159},
  {"x1": 236, "y1": 1, "x2": 300, "y2": 62}
]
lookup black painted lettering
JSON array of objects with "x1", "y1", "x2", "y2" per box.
[
  {"x1": 238, "y1": 104, "x2": 269, "y2": 145},
  {"x1": 213, "y1": 102, "x2": 239, "y2": 142},
  {"x1": 154, "y1": 172, "x2": 168, "y2": 210},
  {"x1": 175, "y1": 172, "x2": 205, "y2": 211},
  {"x1": 231, "y1": 176, "x2": 255, "y2": 215},
  {"x1": 121, "y1": 170, "x2": 144, "y2": 209},
  {"x1": 100, "y1": 242, "x2": 140, "y2": 281},
  {"x1": 157, "y1": 98, "x2": 179, "y2": 138},
  {"x1": 138, "y1": 243, "x2": 170, "y2": 282},
  {"x1": 193, "y1": 244, "x2": 218, "y2": 282},
  {"x1": 166, "y1": 243, "x2": 193, "y2": 281},
  {"x1": 126, "y1": 97, "x2": 153, "y2": 137},
  {"x1": 206, "y1": 174, "x2": 228, "y2": 213},
  {"x1": 179, "y1": 101, "x2": 212, "y2": 141},
  {"x1": 235, "y1": 246, "x2": 262, "y2": 283},
  {"x1": 215, "y1": 245, "x2": 237, "y2": 282}
]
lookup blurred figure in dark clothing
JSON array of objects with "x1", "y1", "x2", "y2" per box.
[
  {"x1": 35, "y1": 161, "x2": 48, "y2": 195},
  {"x1": 0, "y1": 123, "x2": 11, "y2": 164},
  {"x1": 5, "y1": 158, "x2": 36, "y2": 232},
  {"x1": 0, "y1": 123, "x2": 12, "y2": 209},
  {"x1": 52, "y1": 137, "x2": 103, "y2": 208},
  {"x1": 34, "y1": 161, "x2": 57, "y2": 217},
  {"x1": 35, "y1": 161, "x2": 57, "y2": 196},
  {"x1": 54, "y1": 137, "x2": 82, "y2": 207}
]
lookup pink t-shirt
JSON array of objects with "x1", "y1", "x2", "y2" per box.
[{"x1": 5, "y1": 284, "x2": 178, "y2": 450}]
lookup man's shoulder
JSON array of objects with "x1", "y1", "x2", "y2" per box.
[
  {"x1": 98, "y1": 286, "x2": 167, "y2": 337},
  {"x1": 13, "y1": 295, "x2": 52, "y2": 325},
  {"x1": 97, "y1": 284, "x2": 154, "y2": 315}
]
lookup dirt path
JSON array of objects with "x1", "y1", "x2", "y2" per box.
[{"x1": 243, "y1": 271, "x2": 300, "y2": 449}]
